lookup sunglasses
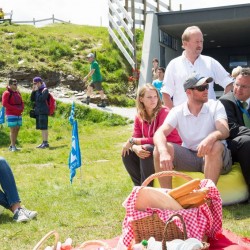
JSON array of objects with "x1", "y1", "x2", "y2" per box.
[{"x1": 190, "y1": 84, "x2": 209, "y2": 92}]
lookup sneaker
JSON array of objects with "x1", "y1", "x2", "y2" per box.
[
  {"x1": 13, "y1": 208, "x2": 29, "y2": 223},
  {"x1": 11, "y1": 146, "x2": 20, "y2": 152},
  {"x1": 97, "y1": 102, "x2": 106, "y2": 108},
  {"x1": 36, "y1": 143, "x2": 44, "y2": 148},
  {"x1": 9, "y1": 145, "x2": 12, "y2": 151},
  {"x1": 21, "y1": 207, "x2": 37, "y2": 220},
  {"x1": 39, "y1": 143, "x2": 49, "y2": 149},
  {"x1": 82, "y1": 97, "x2": 90, "y2": 105}
]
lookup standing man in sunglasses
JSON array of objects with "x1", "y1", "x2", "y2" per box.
[
  {"x1": 220, "y1": 67, "x2": 250, "y2": 202},
  {"x1": 153, "y1": 73, "x2": 232, "y2": 188},
  {"x1": 2, "y1": 79, "x2": 24, "y2": 152},
  {"x1": 161, "y1": 26, "x2": 233, "y2": 109}
]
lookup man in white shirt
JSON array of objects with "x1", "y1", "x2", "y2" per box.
[
  {"x1": 154, "y1": 73, "x2": 232, "y2": 188},
  {"x1": 161, "y1": 26, "x2": 233, "y2": 109}
]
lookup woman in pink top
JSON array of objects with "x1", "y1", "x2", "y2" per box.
[
  {"x1": 2, "y1": 79, "x2": 24, "y2": 152},
  {"x1": 121, "y1": 84, "x2": 181, "y2": 186}
]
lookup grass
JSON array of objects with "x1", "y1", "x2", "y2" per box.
[
  {"x1": 0, "y1": 23, "x2": 142, "y2": 107},
  {"x1": 0, "y1": 97, "x2": 250, "y2": 249}
]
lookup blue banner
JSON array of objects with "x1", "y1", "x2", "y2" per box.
[{"x1": 68, "y1": 103, "x2": 81, "y2": 183}]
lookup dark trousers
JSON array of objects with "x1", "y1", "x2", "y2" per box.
[
  {"x1": 228, "y1": 135, "x2": 250, "y2": 193},
  {"x1": 122, "y1": 144, "x2": 155, "y2": 186}
]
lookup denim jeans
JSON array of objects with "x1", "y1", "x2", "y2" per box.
[{"x1": 0, "y1": 157, "x2": 21, "y2": 209}]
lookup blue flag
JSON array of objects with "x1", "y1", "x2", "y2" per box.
[
  {"x1": 68, "y1": 102, "x2": 81, "y2": 183},
  {"x1": 0, "y1": 106, "x2": 5, "y2": 124}
]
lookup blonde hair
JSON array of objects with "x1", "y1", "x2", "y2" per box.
[
  {"x1": 136, "y1": 83, "x2": 162, "y2": 122},
  {"x1": 231, "y1": 66, "x2": 242, "y2": 78},
  {"x1": 182, "y1": 26, "x2": 202, "y2": 49}
]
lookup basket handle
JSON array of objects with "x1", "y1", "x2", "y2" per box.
[
  {"x1": 141, "y1": 171, "x2": 193, "y2": 187},
  {"x1": 162, "y1": 214, "x2": 188, "y2": 250},
  {"x1": 78, "y1": 240, "x2": 110, "y2": 249},
  {"x1": 32, "y1": 230, "x2": 59, "y2": 250}
]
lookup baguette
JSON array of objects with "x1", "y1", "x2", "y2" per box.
[
  {"x1": 168, "y1": 179, "x2": 201, "y2": 199},
  {"x1": 176, "y1": 187, "x2": 209, "y2": 209}
]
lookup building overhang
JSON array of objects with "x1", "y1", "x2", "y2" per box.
[{"x1": 157, "y1": 4, "x2": 250, "y2": 49}]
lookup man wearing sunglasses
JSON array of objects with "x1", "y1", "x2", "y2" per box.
[
  {"x1": 220, "y1": 67, "x2": 250, "y2": 202},
  {"x1": 2, "y1": 79, "x2": 24, "y2": 152},
  {"x1": 153, "y1": 72, "x2": 232, "y2": 188},
  {"x1": 161, "y1": 26, "x2": 233, "y2": 109}
]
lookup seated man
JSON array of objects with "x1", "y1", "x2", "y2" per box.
[
  {"x1": 220, "y1": 67, "x2": 250, "y2": 202},
  {"x1": 0, "y1": 156, "x2": 37, "y2": 222},
  {"x1": 153, "y1": 73, "x2": 232, "y2": 188}
]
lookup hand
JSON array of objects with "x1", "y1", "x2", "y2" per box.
[
  {"x1": 133, "y1": 145, "x2": 151, "y2": 159},
  {"x1": 196, "y1": 136, "x2": 215, "y2": 157},
  {"x1": 121, "y1": 142, "x2": 131, "y2": 157},
  {"x1": 32, "y1": 84, "x2": 37, "y2": 91},
  {"x1": 159, "y1": 151, "x2": 174, "y2": 171}
]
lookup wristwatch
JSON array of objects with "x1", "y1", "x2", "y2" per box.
[{"x1": 129, "y1": 138, "x2": 135, "y2": 145}]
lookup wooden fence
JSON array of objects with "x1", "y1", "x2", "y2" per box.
[
  {"x1": 13, "y1": 14, "x2": 70, "y2": 25},
  {"x1": 0, "y1": 11, "x2": 70, "y2": 26}
]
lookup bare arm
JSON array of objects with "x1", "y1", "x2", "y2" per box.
[
  {"x1": 162, "y1": 93, "x2": 173, "y2": 109},
  {"x1": 153, "y1": 123, "x2": 175, "y2": 170},
  {"x1": 84, "y1": 69, "x2": 95, "y2": 81},
  {"x1": 197, "y1": 118, "x2": 229, "y2": 157}
]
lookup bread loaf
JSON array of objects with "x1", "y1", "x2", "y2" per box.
[
  {"x1": 168, "y1": 179, "x2": 201, "y2": 199},
  {"x1": 176, "y1": 187, "x2": 209, "y2": 209}
]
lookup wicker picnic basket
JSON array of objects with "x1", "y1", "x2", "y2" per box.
[
  {"x1": 33, "y1": 230, "x2": 59, "y2": 250},
  {"x1": 33, "y1": 231, "x2": 111, "y2": 250},
  {"x1": 131, "y1": 171, "x2": 210, "y2": 249},
  {"x1": 162, "y1": 214, "x2": 210, "y2": 250},
  {"x1": 78, "y1": 240, "x2": 110, "y2": 249}
]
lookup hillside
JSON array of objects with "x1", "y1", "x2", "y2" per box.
[{"x1": 0, "y1": 22, "x2": 143, "y2": 106}]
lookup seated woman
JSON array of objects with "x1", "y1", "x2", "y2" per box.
[
  {"x1": 121, "y1": 84, "x2": 181, "y2": 186},
  {"x1": 0, "y1": 156, "x2": 37, "y2": 222}
]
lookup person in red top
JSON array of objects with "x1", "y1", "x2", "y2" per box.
[
  {"x1": 121, "y1": 84, "x2": 181, "y2": 186},
  {"x1": 2, "y1": 79, "x2": 24, "y2": 152}
]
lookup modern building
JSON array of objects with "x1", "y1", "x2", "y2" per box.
[{"x1": 139, "y1": 3, "x2": 250, "y2": 92}]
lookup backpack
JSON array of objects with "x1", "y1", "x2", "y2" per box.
[{"x1": 46, "y1": 93, "x2": 56, "y2": 116}]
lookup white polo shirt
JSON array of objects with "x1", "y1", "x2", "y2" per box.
[
  {"x1": 164, "y1": 99, "x2": 227, "y2": 150},
  {"x1": 161, "y1": 52, "x2": 233, "y2": 106}
]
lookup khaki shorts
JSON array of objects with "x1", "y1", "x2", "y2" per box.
[
  {"x1": 172, "y1": 143, "x2": 232, "y2": 174},
  {"x1": 89, "y1": 81, "x2": 103, "y2": 91}
]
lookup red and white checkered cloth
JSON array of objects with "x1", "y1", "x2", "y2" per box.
[{"x1": 120, "y1": 179, "x2": 222, "y2": 247}]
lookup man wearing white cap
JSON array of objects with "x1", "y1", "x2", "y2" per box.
[
  {"x1": 153, "y1": 72, "x2": 232, "y2": 188},
  {"x1": 83, "y1": 52, "x2": 106, "y2": 107}
]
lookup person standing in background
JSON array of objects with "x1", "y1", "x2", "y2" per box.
[
  {"x1": 152, "y1": 58, "x2": 159, "y2": 81},
  {"x1": 30, "y1": 77, "x2": 49, "y2": 149},
  {"x1": 83, "y1": 53, "x2": 106, "y2": 108},
  {"x1": 161, "y1": 26, "x2": 233, "y2": 109},
  {"x1": 152, "y1": 67, "x2": 165, "y2": 101},
  {"x1": 2, "y1": 79, "x2": 24, "y2": 152},
  {"x1": 0, "y1": 8, "x2": 4, "y2": 19}
]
